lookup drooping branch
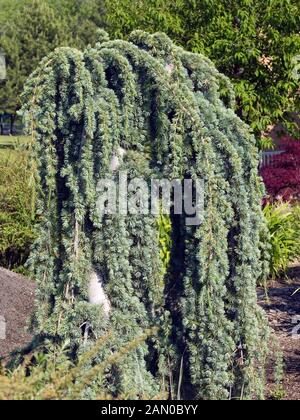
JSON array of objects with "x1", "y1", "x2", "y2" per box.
[{"x1": 22, "y1": 31, "x2": 270, "y2": 400}]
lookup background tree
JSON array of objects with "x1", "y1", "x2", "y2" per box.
[
  {"x1": 48, "y1": 0, "x2": 107, "y2": 48},
  {"x1": 103, "y1": 0, "x2": 300, "y2": 143},
  {"x1": 0, "y1": 0, "x2": 70, "y2": 114},
  {"x1": 0, "y1": 0, "x2": 104, "y2": 115},
  {"x1": 2, "y1": 0, "x2": 300, "y2": 141}
]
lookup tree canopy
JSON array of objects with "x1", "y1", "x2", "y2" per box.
[
  {"x1": 1, "y1": 0, "x2": 299, "y2": 142},
  {"x1": 0, "y1": 0, "x2": 104, "y2": 113},
  {"x1": 103, "y1": 0, "x2": 300, "y2": 139}
]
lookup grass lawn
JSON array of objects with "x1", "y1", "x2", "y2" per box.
[
  {"x1": 0, "y1": 147, "x2": 21, "y2": 161},
  {"x1": 0, "y1": 136, "x2": 31, "y2": 163},
  {"x1": 0, "y1": 136, "x2": 30, "y2": 147}
]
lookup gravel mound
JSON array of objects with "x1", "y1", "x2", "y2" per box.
[{"x1": 0, "y1": 268, "x2": 35, "y2": 360}]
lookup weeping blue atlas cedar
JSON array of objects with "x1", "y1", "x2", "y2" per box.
[{"x1": 22, "y1": 30, "x2": 270, "y2": 400}]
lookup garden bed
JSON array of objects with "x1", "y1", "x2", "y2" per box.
[
  {"x1": 0, "y1": 264, "x2": 299, "y2": 399},
  {"x1": 258, "y1": 264, "x2": 300, "y2": 400}
]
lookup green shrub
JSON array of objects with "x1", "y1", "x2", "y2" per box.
[
  {"x1": 263, "y1": 202, "x2": 300, "y2": 279},
  {"x1": 0, "y1": 147, "x2": 36, "y2": 272},
  {"x1": 0, "y1": 328, "x2": 162, "y2": 400}
]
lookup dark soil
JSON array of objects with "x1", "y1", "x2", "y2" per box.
[
  {"x1": 0, "y1": 267, "x2": 35, "y2": 362},
  {"x1": 258, "y1": 265, "x2": 300, "y2": 400}
]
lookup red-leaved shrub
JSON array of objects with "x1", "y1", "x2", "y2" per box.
[{"x1": 261, "y1": 137, "x2": 300, "y2": 202}]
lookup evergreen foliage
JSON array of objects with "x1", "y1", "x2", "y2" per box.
[
  {"x1": 22, "y1": 31, "x2": 270, "y2": 400},
  {"x1": 0, "y1": 329, "x2": 161, "y2": 400}
]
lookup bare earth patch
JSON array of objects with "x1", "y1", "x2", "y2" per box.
[
  {"x1": 258, "y1": 265, "x2": 300, "y2": 400},
  {"x1": 0, "y1": 267, "x2": 35, "y2": 362}
]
